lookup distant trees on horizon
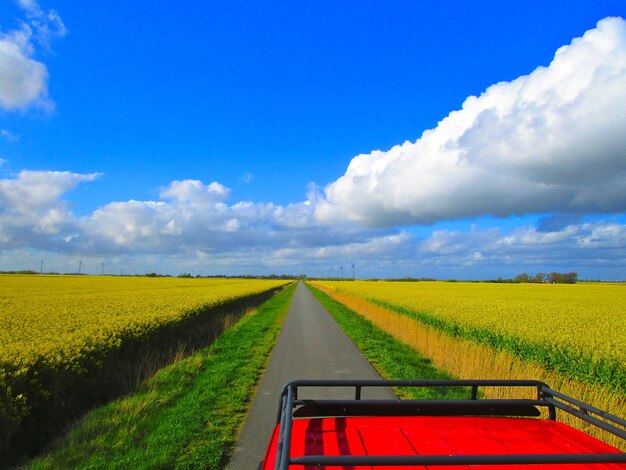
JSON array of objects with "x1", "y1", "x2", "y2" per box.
[{"x1": 513, "y1": 272, "x2": 578, "y2": 284}]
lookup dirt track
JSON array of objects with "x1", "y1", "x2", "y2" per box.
[{"x1": 228, "y1": 281, "x2": 395, "y2": 469}]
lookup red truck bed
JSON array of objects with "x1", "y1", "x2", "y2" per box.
[{"x1": 261, "y1": 380, "x2": 626, "y2": 469}]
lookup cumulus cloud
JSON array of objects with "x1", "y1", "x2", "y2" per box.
[
  {"x1": 77, "y1": 178, "x2": 380, "y2": 257},
  {"x1": 160, "y1": 179, "x2": 231, "y2": 205},
  {"x1": 76, "y1": 178, "x2": 313, "y2": 254},
  {"x1": 0, "y1": 0, "x2": 66, "y2": 110},
  {"x1": 0, "y1": 172, "x2": 399, "y2": 262},
  {"x1": 0, "y1": 28, "x2": 48, "y2": 109},
  {"x1": 0, "y1": 170, "x2": 99, "y2": 245},
  {"x1": 316, "y1": 17, "x2": 626, "y2": 226}
]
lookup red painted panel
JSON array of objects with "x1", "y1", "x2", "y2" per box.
[{"x1": 262, "y1": 416, "x2": 626, "y2": 469}]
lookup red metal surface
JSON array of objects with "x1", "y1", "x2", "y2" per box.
[{"x1": 261, "y1": 415, "x2": 626, "y2": 469}]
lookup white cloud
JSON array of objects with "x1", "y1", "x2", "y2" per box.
[
  {"x1": 418, "y1": 221, "x2": 626, "y2": 273},
  {"x1": 160, "y1": 179, "x2": 231, "y2": 206},
  {"x1": 268, "y1": 232, "x2": 412, "y2": 265},
  {"x1": 0, "y1": 172, "x2": 397, "y2": 261},
  {"x1": 0, "y1": 171, "x2": 624, "y2": 278},
  {"x1": 316, "y1": 17, "x2": 626, "y2": 227},
  {"x1": 0, "y1": 27, "x2": 49, "y2": 110},
  {"x1": 0, "y1": 1, "x2": 66, "y2": 110},
  {"x1": 17, "y1": 0, "x2": 67, "y2": 48},
  {"x1": 0, "y1": 170, "x2": 99, "y2": 244},
  {"x1": 78, "y1": 179, "x2": 313, "y2": 253}
]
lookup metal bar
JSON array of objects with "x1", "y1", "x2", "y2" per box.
[
  {"x1": 287, "y1": 378, "x2": 547, "y2": 388},
  {"x1": 276, "y1": 385, "x2": 295, "y2": 470},
  {"x1": 291, "y1": 398, "x2": 544, "y2": 419},
  {"x1": 548, "y1": 403, "x2": 557, "y2": 421},
  {"x1": 290, "y1": 453, "x2": 626, "y2": 466},
  {"x1": 285, "y1": 385, "x2": 296, "y2": 462},
  {"x1": 292, "y1": 398, "x2": 545, "y2": 408},
  {"x1": 274, "y1": 389, "x2": 286, "y2": 425},
  {"x1": 541, "y1": 385, "x2": 626, "y2": 428},
  {"x1": 471, "y1": 385, "x2": 478, "y2": 400},
  {"x1": 273, "y1": 394, "x2": 287, "y2": 470},
  {"x1": 539, "y1": 388, "x2": 557, "y2": 420},
  {"x1": 355, "y1": 385, "x2": 361, "y2": 400},
  {"x1": 545, "y1": 397, "x2": 626, "y2": 439}
]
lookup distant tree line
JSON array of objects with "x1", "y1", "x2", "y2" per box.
[
  {"x1": 0, "y1": 271, "x2": 305, "y2": 280},
  {"x1": 0, "y1": 270, "x2": 39, "y2": 274},
  {"x1": 512, "y1": 272, "x2": 578, "y2": 284}
]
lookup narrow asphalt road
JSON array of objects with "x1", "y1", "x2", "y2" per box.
[{"x1": 228, "y1": 281, "x2": 396, "y2": 469}]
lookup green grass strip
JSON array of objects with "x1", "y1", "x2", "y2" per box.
[
  {"x1": 27, "y1": 283, "x2": 297, "y2": 470},
  {"x1": 367, "y1": 298, "x2": 626, "y2": 395},
  {"x1": 306, "y1": 284, "x2": 468, "y2": 400}
]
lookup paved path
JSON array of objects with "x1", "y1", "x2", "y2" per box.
[{"x1": 228, "y1": 281, "x2": 396, "y2": 469}]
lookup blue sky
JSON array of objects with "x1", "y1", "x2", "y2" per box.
[{"x1": 1, "y1": 1, "x2": 625, "y2": 279}]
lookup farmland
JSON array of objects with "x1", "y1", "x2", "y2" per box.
[
  {"x1": 1, "y1": 275, "x2": 289, "y2": 370},
  {"x1": 311, "y1": 281, "x2": 626, "y2": 392},
  {"x1": 0, "y1": 274, "x2": 290, "y2": 465},
  {"x1": 309, "y1": 280, "x2": 626, "y2": 449},
  {"x1": 26, "y1": 283, "x2": 297, "y2": 470}
]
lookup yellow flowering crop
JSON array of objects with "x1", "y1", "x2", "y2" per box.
[
  {"x1": 314, "y1": 280, "x2": 626, "y2": 391},
  {"x1": 0, "y1": 274, "x2": 290, "y2": 463},
  {"x1": 1, "y1": 275, "x2": 289, "y2": 372}
]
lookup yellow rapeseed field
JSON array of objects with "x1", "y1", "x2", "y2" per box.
[
  {"x1": 1, "y1": 275, "x2": 289, "y2": 374},
  {"x1": 314, "y1": 280, "x2": 626, "y2": 367},
  {"x1": 309, "y1": 281, "x2": 626, "y2": 450},
  {"x1": 0, "y1": 274, "x2": 290, "y2": 462}
]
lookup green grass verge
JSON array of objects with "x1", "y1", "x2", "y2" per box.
[
  {"x1": 306, "y1": 284, "x2": 468, "y2": 400},
  {"x1": 27, "y1": 283, "x2": 297, "y2": 470},
  {"x1": 367, "y1": 298, "x2": 625, "y2": 395}
]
